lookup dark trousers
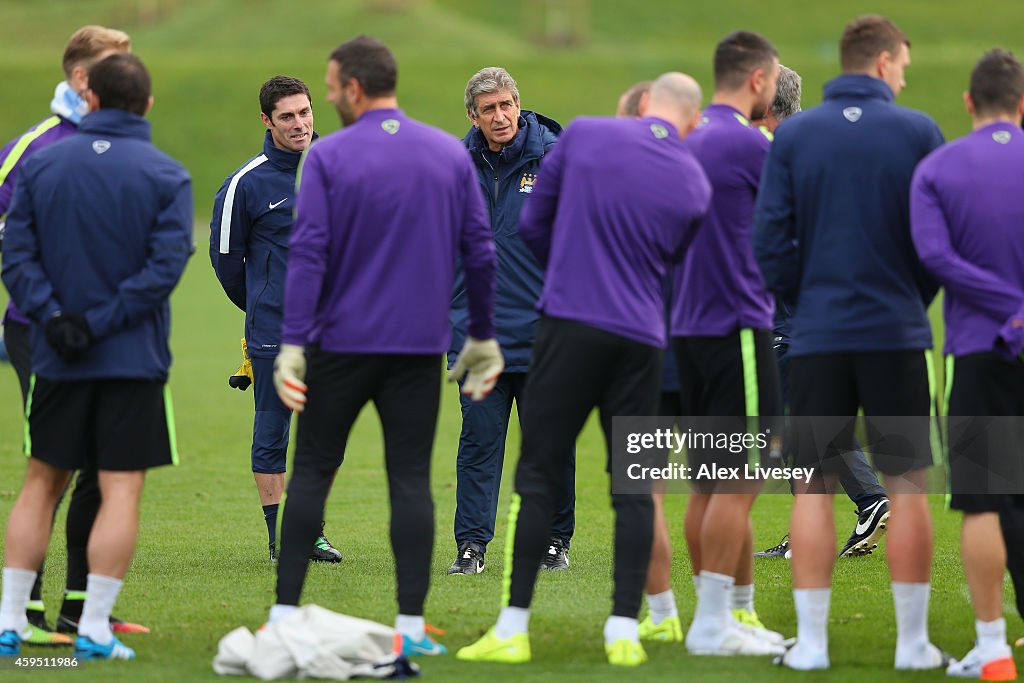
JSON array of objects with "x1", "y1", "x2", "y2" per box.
[
  {"x1": 507, "y1": 317, "x2": 657, "y2": 617},
  {"x1": 276, "y1": 351, "x2": 440, "y2": 615},
  {"x1": 6, "y1": 321, "x2": 96, "y2": 596},
  {"x1": 777, "y1": 344, "x2": 886, "y2": 509},
  {"x1": 454, "y1": 372, "x2": 575, "y2": 550}
]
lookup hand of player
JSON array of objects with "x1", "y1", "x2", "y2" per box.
[
  {"x1": 44, "y1": 312, "x2": 94, "y2": 362},
  {"x1": 228, "y1": 337, "x2": 254, "y2": 390},
  {"x1": 448, "y1": 337, "x2": 504, "y2": 401},
  {"x1": 273, "y1": 343, "x2": 307, "y2": 411}
]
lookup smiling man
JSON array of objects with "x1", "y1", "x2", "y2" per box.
[{"x1": 210, "y1": 75, "x2": 341, "y2": 565}]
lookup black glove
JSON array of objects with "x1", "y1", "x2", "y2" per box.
[{"x1": 45, "y1": 312, "x2": 94, "y2": 362}]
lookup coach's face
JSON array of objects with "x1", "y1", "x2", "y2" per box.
[
  {"x1": 881, "y1": 43, "x2": 911, "y2": 97},
  {"x1": 263, "y1": 93, "x2": 313, "y2": 153},
  {"x1": 469, "y1": 89, "x2": 520, "y2": 152}
]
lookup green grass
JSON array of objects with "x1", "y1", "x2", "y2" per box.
[{"x1": 1, "y1": 0, "x2": 1023, "y2": 680}]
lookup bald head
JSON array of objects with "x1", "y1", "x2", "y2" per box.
[{"x1": 645, "y1": 72, "x2": 704, "y2": 136}]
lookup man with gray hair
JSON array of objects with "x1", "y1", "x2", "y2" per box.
[
  {"x1": 447, "y1": 67, "x2": 576, "y2": 575},
  {"x1": 752, "y1": 63, "x2": 801, "y2": 137}
]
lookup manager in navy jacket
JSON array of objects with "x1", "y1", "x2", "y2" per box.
[{"x1": 446, "y1": 67, "x2": 575, "y2": 575}]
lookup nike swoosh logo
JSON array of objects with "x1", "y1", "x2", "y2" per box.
[
  {"x1": 268, "y1": 198, "x2": 287, "y2": 209},
  {"x1": 855, "y1": 501, "x2": 884, "y2": 535}
]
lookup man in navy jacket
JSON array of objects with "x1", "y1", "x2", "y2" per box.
[
  {"x1": 0, "y1": 54, "x2": 192, "y2": 661},
  {"x1": 447, "y1": 67, "x2": 575, "y2": 575},
  {"x1": 211, "y1": 76, "x2": 341, "y2": 565},
  {"x1": 755, "y1": 15, "x2": 945, "y2": 671}
]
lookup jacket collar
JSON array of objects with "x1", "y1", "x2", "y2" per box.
[
  {"x1": 262, "y1": 130, "x2": 318, "y2": 170},
  {"x1": 823, "y1": 74, "x2": 895, "y2": 103},
  {"x1": 463, "y1": 110, "x2": 561, "y2": 166},
  {"x1": 78, "y1": 109, "x2": 151, "y2": 141}
]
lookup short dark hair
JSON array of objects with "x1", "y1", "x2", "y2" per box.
[
  {"x1": 969, "y1": 49, "x2": 1024, "y2": 118},
  {"x1": 619, "y1": 81, "x2": 651, "y2": 117},
  {"x1": 88, "y1": 53, "x2": 151, "y2": 116},
  {"x1": 259, "y1": 76, "x2": 311, "y2": 119},
  {"x1": 840, "y1": 15, "x2": 910, "y2": 72},
  {"x1": 328, "y1": 35, "x2": 397, "y2": 97},
  {"x1": 713, "y1": 31, "x2": 778, "y2": 91}
]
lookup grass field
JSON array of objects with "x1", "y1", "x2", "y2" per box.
[{"x1": 1, "y1": 0, "x2": 1024, "y2": 680}]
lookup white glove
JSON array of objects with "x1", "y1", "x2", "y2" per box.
[
  {"x1": 273, "y1": 344, "x2": 308, "y2": 412},
  {"x1": 448, "y1": 337, "x2": 504, "y2": 401}
]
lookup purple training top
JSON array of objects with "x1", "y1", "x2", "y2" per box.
[
  {"x1": 281, "y1": 108, "x2": 495, "y2": 354},
  {"x1": 519, "y1": 115, "x2": 711, "y2": 348},
  {"x1": 672, "y1": 103, "x2": 774, "y2": 337},
  {"x1": 910, "y1": 121, "x2": 1024, "y2": 358}
]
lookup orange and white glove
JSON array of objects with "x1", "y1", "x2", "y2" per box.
[
  {"x1": 448, "y1": 337, "x2": 504, "y2": 401},
  {"x1": 273, "y1": 343, "x2": 308, "y2": 412}
]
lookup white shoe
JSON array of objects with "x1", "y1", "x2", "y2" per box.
[
  {"x1": 686, "y1": 624, "x2": 786, "y2": 656},
  {"x1": 895, "y1": 641, "x2": 949, "y2": 670},
  {"x1": 729, "y1": 616, "x2": 785, "y2": 645},
  {"x1": 946, "y1": 643, "x2": 1016, "y2": 679},
  {"x1": 773, "y1": 639, "x2": 830, "y2": 670}
]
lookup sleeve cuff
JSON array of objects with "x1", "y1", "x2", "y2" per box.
[{"x1": 995, "y1": 317, "x2": 1024, "y2": 361}]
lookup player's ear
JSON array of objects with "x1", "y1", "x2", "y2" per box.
[
  {"x1": 962, "y1": 91, "x2": 974, "y2": 117},
  {"x1": 145, "y1": 95, "x2": 154, "y2": 115},
  {"x1": 85, "y1": 88, "x2": 101, "y2": 113},
  {"x1": 875, "y1": 50, "x2": 892, "y2": 80}
]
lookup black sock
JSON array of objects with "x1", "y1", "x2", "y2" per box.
[
  {"x1": 263, "y1": 504, "x2": 279, "y2": 547},
  {"x1": 60, "y1": 592, "x2": 86, "y2": 619}
]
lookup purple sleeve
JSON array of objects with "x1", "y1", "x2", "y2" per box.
[
  {"x1": 909, "y1": 165, "x2": 1024, "y2": 321},
  {"x1": 459, "y1": 156, "x2": 497, "y2": 340},
  {"x1": 518, "y1": 129, "x2": 568, "y2": 268},
  {"x1": 281, "y1": 149, "x2": 330, "y2": 347}
]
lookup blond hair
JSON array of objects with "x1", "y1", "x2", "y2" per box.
[{"x1": 62, "y1": 25, "x2": 131, "y2": 77}]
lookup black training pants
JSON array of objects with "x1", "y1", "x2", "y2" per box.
[
  {"x1": 275, "y1": 350, "x2": 440, "y2": 615},
  {"x1": 507, "y1": 317, "x2": 659, "y2": 617}
]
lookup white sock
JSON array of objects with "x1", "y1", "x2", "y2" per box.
[
  {"x1": 794, "y1": 587, "x2": 830, "y2": 652},
  {"x1": 395, "y1": 614, "x2": 425, "y2": 641},
  {"x1": 78, "y1": 574, "x2": 123, "y2": 645},
  {"x1": 733, "y1": 583, "x2": 754, "y2": 614},
  {"x1": 692, "y1": 571, "x2": 732, "y2": 632},
  {"x1": 892, "y1": 582, "x2": 930, "y2": 650},
  {"x1": 495, "y1": 606, "x2": 529, "y2": 639},
  {"x1": 976, "y1": 617, "x2": 1007, "y2": 653},
  {"x1": 646, "y1": 589, "x2": 678, "y2": 624},
  {"x1": 268, "y1": 604, "x2": 298, "y2": 623},
  {"x1": 604, "y1": 615, "x2": 638, "y2": 644},
  {"x1": 0, "y1": 568, "x2": 36, "y2": 634}
]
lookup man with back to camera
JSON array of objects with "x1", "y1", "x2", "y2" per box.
[
  {"x1": 755, "y1": 14, "x2": 946, "y2": 671},
  {"x1": 0, "y1": 24, "x2": 147, "y2": 643},
  {"x1": 753, "y1": 64, "x2": 893, "y2": 562},
  {"x1": 211, "y1": 75, "x2": 342, "y2": 565},
  {"x1": 457, "y1": 71, "x2": 711, "y2": 667},
  {"x1": 267, "y1": 35, "x2": 501, "y2": 657},
  {"x1": 909, "y1": 48, "x2": 1024, "y2": 680},
  {"x1": 0, "y1": 53, "x2": 193, "y2": 661},
  {"x1": 447, "y1": 66, "x2": 575, "y2": 576}
]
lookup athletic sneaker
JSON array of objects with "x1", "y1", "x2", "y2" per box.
[
  {"x1": 56, "y1": 614, "x2": 151, "y2": 635},
  {"x1": 269, "y1": 543, "x2": 278, "y2": 563},
  {"x1": 74, "y1": 634, "x2": 136, "y2": 660},
  {"x1": 448, "y1": 542, "x2": 485, "y2": 575},
  {"x1": 22, "y1": 622, "x2": 73, "y2": 646},
  {"x1": 838, "y1": 498, "x2": 890, "y2": 558},
  {"x1": 732, "y1": 609, "x2": 785, "y2": 645},
  {"x1": 895, "y1": 641, "x2": 949, "y2": 670},
  {"x1": 686, "y1": 624, "x2": 786, "y2": 656},
  {"x1": 774, "y1": 639, "x2": 830, "y2": 670},
  {"x1": 947, "y1": 643, "x2": 1017, "y2": 680},
  {"x1": 456, "y1": 628, "x2": 531, "y2": 663},
  {"x1": 606, "y1": 638, "x2": 647, "y2": 666},
  {"x1": 396, "y1": 631, "x2": 447, "y2": 656},
  {"x1": 540, "y1": 537, "x2": 569, "y2": 571},
  {"x1": 311, "y1": 522, "x2": 343, "y2": 563},
  {"x1": 0, "y1": 630, "x2": 20, "y2": 657},
  {"x1": 638, "y1": 615, "x2": 683, "y2": 642},
  {"x1": 755, "y1": 534, "x2": 792, "y2": 559}
]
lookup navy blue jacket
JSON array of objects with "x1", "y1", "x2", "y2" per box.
[
  {"x1": 1, "y1": 109, "x2": 193, "y2": 381},
  {"x1": 449, "y1": 111, "x2": 561, "y2": 372},
  {"x1": 754, "y1": 75, "x2": 944, "y2": 355},
  {"x1": 210, "y1": 131, "x2": 312, "y2": 359}
]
